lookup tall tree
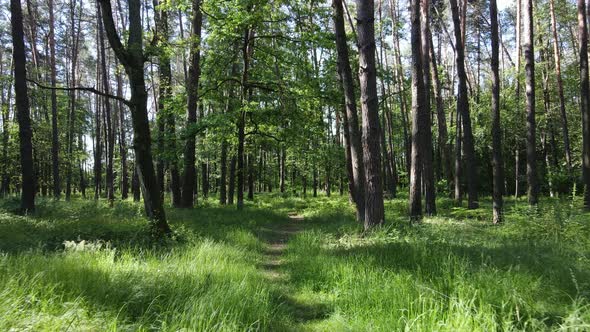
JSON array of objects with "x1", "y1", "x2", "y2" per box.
[
  {"x1": 11, "y1": 0, "x2": 36, "y2": 212},
  {"x1": 420, "y1": 0, "x2": 436, "y2": 215},
  {"x1": 356, "y1": 0, "x2": 385, "y2": 228},
  {"x1": 490, "y1": 0, "x2": 503, "y2": 223},
  {"x1": 449, "y1": 0, "x2": 478, "y2": 209},
  {"x1": 49, "y1": 0, "x2": 60, "y2": 198},
  {"x1": 409, "y1": 0, "x2": 425, "y2": 219},
  {"x1": 181, "y1": 0, "x2": 202, "y2": 208},
  {"x1": 549, "y1": 0, "x2": 572, "y2": 172},
  {"x1": 97, "y1": 0, "x2": 171, "y2": 235},
  {"x1": 523, "y1": 0, "x2": 538, "y2": 205},
  {"x1": 579, "y1": 0, "x2": 590, "y2": 209},
  {"x1": 154, "y1": 0, "x2": 182, "y2": 207},
  {"x1": 333, "y1": 0, "x2": 365, "y2": 222}
]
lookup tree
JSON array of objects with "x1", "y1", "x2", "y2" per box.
[
  {"x1": 333, "y1": 0, "x2": 365, "y2": 222},
  {"x1": 578, "y1": 0, "x2": 590, "y2": 209},
  {"x1": 549, "y1": 0, "x2": 572, "y2": 172},
  {"x1": 490, "y1": 0, "x2": 503, "y2": 223},
  {"x1": 523, "y1": 0, "x2": 538, "y2": 205},
  {"x1": 11, "y1": 0, "x2": 36, "y2": 212},
  {"x1": 356, "y1": 0, "x2": 385, "y2": 229},
  {"x1": 97, "y1": 0, "x2": 171, "y2": 235},
  {"x1": 449, "y1": 0, "x2": 478, "y2": 209},
  {"x1": 181, "y1": 0, "x2": 203, "y2": 208},
  {"x1": 409, "y1": 0, "x2": 425, "y2": 219},
  {"x1": 49, "y1": 0, "x2": 60, "y2": 199}
]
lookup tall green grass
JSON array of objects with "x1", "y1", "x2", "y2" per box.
[{"x1": 0, "y1": 194, "x2": 589, "y2": 331}]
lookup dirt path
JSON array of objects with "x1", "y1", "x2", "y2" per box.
[
  {"x1": 257, "y1": 213, "x2": 329, "y2": 328},
  {"x1": 260, "y1": 212, "x2": 304, "y2": 280}
]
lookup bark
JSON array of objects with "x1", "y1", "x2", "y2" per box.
[
  {"x1": 181, "y1": 0, "x2": 202, "y2": 208},
  {"x1": 154, "y1": 0, "x2": 181, "y2": 207},
  {"x1": 356, "y1": 0, "x2": 385, "y2": 229},
  {"x1": 279, "y1": 147, "x2": 286, "y2": 193},
  {"x1": 228, "y1": 155, "x2": 236, "y2": 204},
  {"x1": 549, "y1": 0, "x2": 573, "y2": 172},
  {"x1": 333, "y1": 0, "x2": 365, "y2": 221},
  {"x1": 11, "y1": 0, "x2": 36, "y2": 212},
  {"x1": 97, "y1": 4, "x2": 115, "y2": 204},
  {"x1": 49, "y1": 0, "x2": 60, "y2": 199},
  {"x1": 490, "y1": 0, "x2": 504, "y2": 223},
  {"x1": 450, "y1": 0, "x2": 478, "y2": 208},
  {"x1": 579, "y1": 0, "x2": 590, "y2": 209},
  {"x1": 116, "y1": 72, "x2": 129, "y2": 199},
  {"x1": 523, "y1": 0, "x2": 538, "y2": 205},
  {"x1": 409, "y1": 0, "x2": 424, "y2": 219},
  {"x1": 66, "y1": 0, "x2": 81, "y2": 200},
  {"x1": 98, "y1": 0, "x2": 170, "y2": 235},
  {"x1": 429, "y1": 33, "x2": 451, "y2": 187},
  {"x1": 237, "y1": 27, "x2": 255, "y2": 209},
  {"x1": 420, "y1": 0, "x2": 436, "y2": 215},
  {"x1": 219, "y1": 140, "x2": 228, "y2": 204},
  {"x1": 1, "y1": 50, "x2": 11, "y2": 196}
]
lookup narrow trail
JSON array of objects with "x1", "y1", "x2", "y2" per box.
[
  {"x1": 257, "y1": 212, "x2": 329, "y2": 329},
  {"x1": 260, "y1": 212, "x2": 304, "y2": 281}
]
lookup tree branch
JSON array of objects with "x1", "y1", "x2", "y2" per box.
[
  {"x1": 27, "y1": 79, "x2": 132, "y2": 106},
  {"x1": 97, "y1": 0, "x2": 130, "y2": 67}
]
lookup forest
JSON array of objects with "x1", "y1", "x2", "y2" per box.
[{"x1": 1, "y1": 0, "x2": 590, "y2": 329}]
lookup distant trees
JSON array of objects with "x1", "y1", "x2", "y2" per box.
[{"x1": 4, "y1": 0, "x2": 590, "y2": 232}]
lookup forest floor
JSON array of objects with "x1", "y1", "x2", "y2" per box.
[{"x1": 0, "y1": 193, "x2": 590, "y2": 331}]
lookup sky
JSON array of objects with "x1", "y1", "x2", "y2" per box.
[{"x1": 498, "y1": 0, "x2": 512, "y2": 11}]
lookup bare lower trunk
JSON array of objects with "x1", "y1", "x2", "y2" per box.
[
  {"x1": 524, "y1": 0, "x2": 538, "y2": 205},
  {"x1": 490, "y1": 0, "x2": 504, "y2": 223},
  {"x1": 356, "y1": 0, "x2": 385, "y2": 229}
]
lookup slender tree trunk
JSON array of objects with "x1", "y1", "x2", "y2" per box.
[
  {"x1": 549, "y1": 0, "x2": 573, "y2": 172},
  {"x1": 523, "y1": 0, "x2": 538, "y2": 205},
  {"x1": 490, "y1": 0, "x2": 504, "y2": 223},
  {"x1": 181, "y1": 0, "x2": 202, "y2": 208},
  {"x1": 429, "y1": 34, "x2": 451, "y2": 187},
  {"x1": 228, "y1": 155, "x2": 236, "y2": 204},
  {"x1": 11, "y1": 0, "x2": 35, "y2": 212},
  {"x1": 333, "y1": 0, "x2": 365, "y2": 221},
  {"x1": 49, "y1": 0, "x2": 60, "y2": 199},
  {"x1": 450, "y1": 0, "x2": 478, "y2": 209},
  {"x1": 132, "y1": 163, "x2": 140, "y2": 201},
  {"x1": 97, "y1": 4, "x2": 115, "y2": 204},
  {"x1": 579, "y1": 0, "x2": 590, "y2": 209},
  {"x1": 116, "y1": 72, "x2": 129, "y2": 199},
  {"x1": 420, "y1": 0, "x2": 436, "y2": 215},
  {"x1": 1, "y1": 51, "x2": 11, "y2": 197},
  {"x1": 409, "y1": 0, "x2": 424, "y2": 219},
  {"x1": 279, "y1": 147, "x2": 286, "y2": 193},
  {"x1": 220, "y1": 141, "x2": 228, "y2": 204},
  {"x1": 356, "y1": 0, "x2": 385, "y2": 229}
]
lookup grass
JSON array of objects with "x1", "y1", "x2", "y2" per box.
[{"x1": 0, "y1": 193, "x2": 589, "y2": 331}]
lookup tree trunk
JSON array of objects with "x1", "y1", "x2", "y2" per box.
[
  {"x1": 228, "y1": 155, "x2": 236, "y2": 204},
  {"x1": 356, "y1": 0, "x2": 385, "y2": 229},
  {"x1": 1, "y1": 49, "x2": 11, "y2": 197},
  {"x1": 523, "y1": 0, "x2": 538, "y2": 205},
  {"x1": 333, "y1": 0, "x2": 365, "y2": 221},
  {"x1": 429, "y1": 33, "x2": 452, "y2": 188},
  {"x1": 116, "y1": 72, "x2": 129, "y2": 199},
  {"x1": 579, "y1": 0, "x2": 590, "y2": 209},
  {"x1": 420, "y1": 0, "x2": 436, "y2": 215},
  {"x1": 49, "y1": 0, "x2": 60, "y2": 199},
  {"x1": 409, "y1": 0, "x2": 424, "y2": 219},
  {"x1": 549, "y1": 0, "x2": 573, "y2": 172},
  {"x1": 490, "y1": 0, "x2": 504, "y2": 223},
  {"x1": 97, "y1": 4, "x2": 115, "y2": 204},
  {"x1": 98, "y1": 0, "x2": 170, "y2": 235},
  {"x1": 181, "y1": 0, "x2": 202, "y2": 208},
  {"x1": 220, "y1": 140, "x2": 228, "y2": 204},
  {"x1": 450, "y1": 0, "x2": 478, "y2": 209},
  {"x1": 11, "y1": 0, "x2": 36, "y2": 212}
]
